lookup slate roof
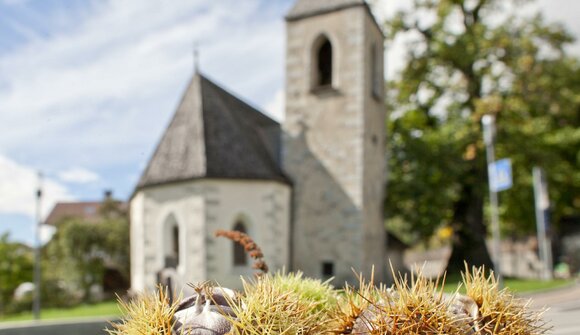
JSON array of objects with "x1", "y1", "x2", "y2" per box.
[
  {"x1": 136, "y1": 72, "x2": 289, "y2": 190},
  {"x1": 286, "y1": 0, "x2": 366, "y2": 20}
]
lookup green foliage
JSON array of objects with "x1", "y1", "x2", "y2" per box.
[
  {"x1": 384, "y1": 0, "x2": 580, "y2": 270},
  {"x1": 0, "y1": 233, "x2": 33, "y2": 316},
  {"x1": 43, "y1": 199, "x2": 129, "y2": 303}
]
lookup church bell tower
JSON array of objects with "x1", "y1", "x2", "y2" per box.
[{"x1": 283, "y1": 0, "x2": 387, "y2": 284}]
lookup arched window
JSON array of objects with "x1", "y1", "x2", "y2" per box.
[
  {"x1": 371, "y1": 43, "x2": 382, "y2": 99},
  {"x1": 313, "y1": 36, "x2": 333, "y2": 88},
  {"x1": 233, "y1": 222, "x2": 247, "y2": 266},
  {"x1": 172, "y1": 225, "x2": 179, "y2": 263},
  {"x1": 163, "y1": 215, "x2": 179, "y2": 268}
]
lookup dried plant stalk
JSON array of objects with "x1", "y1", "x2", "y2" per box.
[{"x1": 215, "y1": 229, "x2": 269, "y2": 275}]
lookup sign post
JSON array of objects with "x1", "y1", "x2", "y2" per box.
[
  {"x1": 489, "y1": 159, "x2": 513, "y2": 193},
  {"x1": 482, "y1": 115, "x2": 512, "y2": 288},
  {"x1": 33, "y1": 172, "x2": 42, "y2": 320}
]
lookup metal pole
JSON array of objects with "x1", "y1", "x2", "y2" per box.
[
  {"x1": 482, "y1": 115, "x2": 503, "y2": 288},
  {"x1": 533, "y1": 167, "x2": 553, "y2": 280},
  {"x1": 33, "y1": 172, "x2": 42, "y2": 320}
]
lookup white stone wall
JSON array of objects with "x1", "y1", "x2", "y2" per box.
[
  {"x1": 284, "y1": 6, "x2": 387, "y2": 284},
  {"x1": 201, "y1": 180, "x2": 291, "y2": 289},
  {"x1": 130, "y1": 192, "x2": 146, "y2": 292},
  {"x1": 130, "y1": 182, "x2": 206, "y2": 293},
  {"x1": 130, "y1": 179, "x2": 291, "y2": 293}
]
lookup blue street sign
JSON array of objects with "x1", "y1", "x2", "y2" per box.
[{"x1": 489, "y1": 158, "x2": 512, "y2": 192}]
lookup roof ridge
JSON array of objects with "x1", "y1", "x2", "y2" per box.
[
  {"x1": 199, "y1": 74, "x2": 279, "y2": 126},
  {"x1": 136, "y1": 73, "x2": 206, "y2": 188}
]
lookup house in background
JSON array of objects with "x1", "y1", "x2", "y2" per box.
[
  {"x1": 45, "y1": 191, "x2": 126, "y2": 226},
  {"x1": 130, "y1": 0, "x2": 390, "y2": 293},
  {"x1": 45, "y1": 190, "x2": 129, "y2": 296}
]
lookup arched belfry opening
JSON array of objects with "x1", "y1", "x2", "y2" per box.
[
  {"x1": 163, "y1": 214, "x2": 180, "y2": 269},
  {"x1": 232, "y1": 221, "x2": 248, "y2": 266},
  {"x1": 313, "y1": 35, "x2": 333, "y2": 88},
  {"x1": 371, "y1": 43, "x2": 382, "y2": 99}
]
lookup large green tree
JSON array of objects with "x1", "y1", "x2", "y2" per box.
[{"x1": 385, "y1": 0, "x2": 580, "y2": 273}]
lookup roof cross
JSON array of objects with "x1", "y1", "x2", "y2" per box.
[{"x1": 193, "y1": 41, "x2": 200, "y2": 73}]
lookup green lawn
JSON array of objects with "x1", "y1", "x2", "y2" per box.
[
  {"x1": 503, "y1": 277, "x2": 573, "y2": 293},
  {"x1": 439, "y1": 274, "x2": 573, "y2": 294},
  {"x1": 0, "y1": 300, "x2": 120, "y2": 322}
]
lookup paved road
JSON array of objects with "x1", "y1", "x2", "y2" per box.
[
  {"x1": 526, "y1": 282, "x2": 580, "y2": 335},
  {"x1": 0, "y1": 316, "x2": 116, "y2": 335}
]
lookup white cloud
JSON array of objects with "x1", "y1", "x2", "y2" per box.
[
  {"x1": 265, "y1": 89, "x2": 285, "y2": 122},
  {"x1": 1, "y1": 0, "x2": 578, "y2": 213},
  {"x1": 58, "y1": 167, "x2": 100, "y2": 184},
  {"x1": 0, "y1": 0, "x2": 286, "y2": 173},
  {"x1": 0, "y1": 154, "x2": 73, "y2": 220}
]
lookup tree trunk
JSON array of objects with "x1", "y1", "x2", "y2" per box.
[{"x1": 446, "y1": 179, "x2": 494, "y2": 274}]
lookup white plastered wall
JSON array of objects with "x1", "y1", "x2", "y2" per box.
[
  {"x1": 130, "y1": 182, "x2": 206, "y2": 293},
  {"x1": 130, "y1": 179, "x2": 291, "y2": 293},
  {"x1": 201, "y1": 179, "x2": 291, "y2": 289}
]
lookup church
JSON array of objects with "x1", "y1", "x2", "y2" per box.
[{"x1": 130, "y1": 0, "x2": 388, "y2": 292}]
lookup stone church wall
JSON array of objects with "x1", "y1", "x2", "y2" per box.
[
  {"x1": 361, "y1": 8, "x2": 388, "y2": 282},
  {"x1": 131, "y1": 180, "x2": 291, "y2": 293},
  {"x1": 130, "y1": 182, "x2": 207, "y2": 293},
  {"x1": 284, "y1": 5, "x2": 387, "y2": 284},
  {"x1": 201, "y1": 179, "x2": 291, "y2": 289}
]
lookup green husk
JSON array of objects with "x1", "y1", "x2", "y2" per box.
[
  {"x1": 106, "y1": 286, "x2": 179, "y2": 335},
  {"x1": 226, "y1": 271, "x2": 337, "y2": 334}
]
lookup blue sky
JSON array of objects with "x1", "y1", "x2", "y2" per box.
[
  {"x1": 0, "y1": 0, "x2": 294, "y2": 244},
  {"x1": 1, "y1": 0, "x2": 579, "y2": 245}
]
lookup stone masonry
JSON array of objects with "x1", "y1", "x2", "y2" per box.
[{"x1": 283, "y1": 4, "x2": 387, "y2": 284}]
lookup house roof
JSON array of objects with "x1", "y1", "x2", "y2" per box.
[
  {"x1": 45, "y1": 202, "x2": 101, "y2": 226},
  {"x1": 286, "y1": 0, "x2": 366, "y2": 20},
  {"x1": 44, "y1": 201, "x2": 127, "y2": 226},
  {"x1": 136, "y1": 72, "x2": 289, "y2": 190}
]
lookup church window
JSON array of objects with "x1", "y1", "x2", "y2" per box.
[
  {"x1": 233, "y1": 222, "x2": 248, "y2": 266},
  {"x1": 371, "y1": 43, "x2": 382, "y2": 99},
  {"x1": 313, "y1": 35, "x2": 333, "y2": 88},
  {"x1": 172, "y1": 225, "x2": 179, "y2": 264},
  {"x1": 163, "y1": 215, "x2": 180, "y2": 269},
  {"x1": 322, "y1": 261, "x2": 334, "y2": 278}
]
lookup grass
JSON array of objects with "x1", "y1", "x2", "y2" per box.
[
  {"x1": 0, "y1": 300, "x2": 121, "y2": 323},
  {"x1": 439, "y1": 273, "x2": 573, "y2": 294},
  {"x1": 503, "y1": 278, "x2": 573, "y2": 293}
]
